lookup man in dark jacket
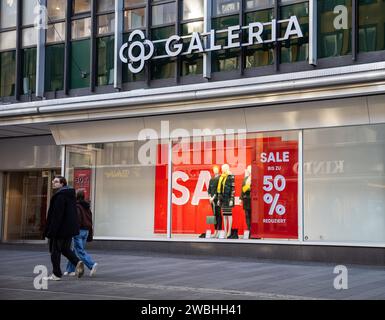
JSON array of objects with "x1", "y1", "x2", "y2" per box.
[{"x1": 43, "y1": 176, "x2": 84, "y2": 281}]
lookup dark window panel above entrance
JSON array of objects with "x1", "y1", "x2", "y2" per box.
[{"x1": 0, "y1": 50, "x2": 16, "y2": 97}]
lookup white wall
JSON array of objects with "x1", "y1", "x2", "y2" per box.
[{"x1": 0, "y1": 136, "x2": 61, "y2": 170}]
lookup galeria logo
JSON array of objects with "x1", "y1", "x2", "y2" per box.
[{"x1": 119, "y1": 30, "x2": 154, "y2": 74}]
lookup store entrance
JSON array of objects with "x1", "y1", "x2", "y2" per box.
[{"x1": 2, "y1": 170, "x2": 60, "y2": 241}]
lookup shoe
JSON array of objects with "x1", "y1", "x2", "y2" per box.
[
  {"x1": 64, "y1": 272, "x2": 76, "y2": 276},
  {"x1": 43, "y1": 274, "x2": 61, "y2": 281},
  {"x1": 75, "y1": 261, "x2": 84, "y2": 278},
  {"x1": 90, "y1": 263, "x2": 98, "y2": 277}
]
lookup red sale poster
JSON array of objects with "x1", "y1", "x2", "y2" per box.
[
  {"x1": 73, "y1": 168, "x2": 91, "y2": 201},
  {"x1": 154, "y1": 136, "x2": 298, "y2": 239}
]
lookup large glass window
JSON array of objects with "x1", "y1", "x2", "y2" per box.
[
  {"x1": 213, "y1": 0, "x2": 240, "y2": 16},
  {"x1": 0, "y1": 0, "x2": 17, "y2": 28},
  {"x1": 72, "y1": 18, "x2": 92, "y2": 39},
  {"x1": 124, "y1": 7, "x2": 146, "y2": 30},
  {"x1": 98, "y1": 13, "x2": 115, "y2": 35},
  {"x1": 97, "y1": 0, "x2": 115, "y2": 12},
  {"x1": 280, "y1": 1, "x2": 309, "y2": 63},
  {"x1": 318, "y1": 0, "x2": 352, "y2": 58},
  {"x1": 0, "y1": 30, "x2": 16, "y2": 51},
  {"x1": 45, "y1": 44, "x2": 64, "y2": 91},
  {"x1": 0, "y1": 50, "x2": 16, "y2": 97},
  {"x1": 46, "y1": 22, "x2": 66, "y2": 43},
  {"x1": 304, "y1": 124, "x2": 385, "y2": 243},
  {"x1": 183, "y1": 0, "x2": 204, "y2": 20},
  {"x1": 358, "y1": 0, "x2": 385, "y2": 52},
  {"x1": 66, "y1": 143, "x2": 164, "y2": 239}
]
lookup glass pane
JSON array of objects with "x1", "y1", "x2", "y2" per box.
[
  {"x1": 1, "y1": 0, "x2": 17, "y2": 28},
  {"x1": 47, "y1": 0, "x2": 66, "y2": 20},
  {"x1": 22, "y1": 48, "x2": 36, "y2": 94},
  {"x1": 66, "y1": 143, "x2": 165, "y2": 239},
  {"x1": 22, "y1": 27, "x2": 37, "y2": 47},
  {"x1": 151, "y1": 26, "x2": 175, "y2": 79},
  {"x1": 245, "y1": 9, "x2": 274, "y2": 68},
  {"x1": 124, "y1": 8, "x2": 146, "y2": 30},
  {"x1": 98, "y1": 13, "x2": 115, "y2": 35},
  {"x1": 125, "y1": 0, "x2": 145, "y2": 6},
  {"x1": 280, "y1": 2, "x2": 309, "y2": 63},
  {"x1": 304, "y1": 124, "x2": 385, "y2": 243},
  {"x1": 45, "y1": 44, "x2": 64, "y2": 91},
  {"x1": 318, "y1": 0, "x2": 352, "y2": 58},
  {"x1": 213, "y1": 0, "x2": 240, "y2": 16},
  {"x1": 23, "y1": 0, "x2": 39, "y2": 25},
  {"x1": 70, "y1": 39, "x2": 90, "y2": 89},
  {"x1": 0, "y1": 50, "x2": 16, "y2": 97},
  {"x1": 73, "y1": 0, "x2": 90, "y2": 14},
  {"x1": 169, "y1": 131, "x2": 299, "y2": 240},
  {"x1": 152, "y1": 3, "x2": 176, "y2": 26},
  {"x1": 246, "y1": 0, "x2": 274, "y2": 10},
  {"x1": 212, "y1": 15, "x2": 240, "y2": 72},
  {"x1": 183, "y1": 0, "x2": 204, "y2": 20},
  {"x1": 46, "y1": 22, "x2": 66, "y2": 43},
  {"x1": 181, "y1": 22, "x2": 204, "y2": 76},
  {"x1": 97, "y1": 0, "x2": 115, "y2": 12},
  {"x1": 72, "y1": 18, "x2": 91, "y2": 39},
  {"x1": 0, "y1": 30, "x2": 17, "y2": 50},
  {"x1": 97, "y1": 36, "x2": 114, "y2": 86},
  {"x1": 358, "y1": 0, "x2": 385, "y2": 52}
]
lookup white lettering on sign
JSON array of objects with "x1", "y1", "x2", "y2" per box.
[
  {"x1": 260, "y1": 152, "x2": 290, "y2": 163},
  {"x1": 120, "y1": 16, "x2": 303, "y2": 74}
]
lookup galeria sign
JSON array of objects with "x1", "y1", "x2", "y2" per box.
[{"x1": 120, "y1": 16, "x2": 303, "y2": 73}]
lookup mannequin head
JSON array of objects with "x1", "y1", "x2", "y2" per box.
[
  {"x1": 221, "y1": 164, "x2": 230, "y2": 174},
  {"x1": 213, "y1": 166, "x2": 219, "y2": 175}
]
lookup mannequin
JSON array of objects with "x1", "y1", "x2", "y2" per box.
[
  {"x1": 207, "y1": 166, "x2": 222, "y2": 238},
  {"x1": 240, "y1": 165, "x2": 252, "y2": 232},
  {"x1": 217, "y1": 164, "x2": 235, "y2": 238}
]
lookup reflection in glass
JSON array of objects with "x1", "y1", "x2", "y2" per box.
[
  {"x1": 47, "y1": 0, "x2": 66, "y2": 20},
  {"x1": 0, "y1": 50, "x2": 16, "y2": 97},
  {"x1": 125, "y1": 0, "x2": 145, "y2": 6},
  {"x1": 46, "y1": 22, "x2": 66, "y2": 43},
  {"x1": 97, "y1": 36, "x2": 114, "y2": 86},
  {"x1": 0, "y1": 31, "x2": 17, "y2": 51},
  {"x1": 213, "y1": 0, "x2": 240, "y2": 16},
  {"x1": 22, "y1": 48, "x2": 37, "y2": 94},
  {"x1": 45, "y1": 44, "x2": 64, "y2": 91},
  {"x1": 22, "y1": 0, "x2": 39, "y2": 25},
  {"x1": 246, "y1": 0, "x2": 274, "y2": 10},
  {"x1": 124, "y1": 8, "x2": 146, "y2": 30},
  {"x1": 183, "y1": 0, "x2": 204, "y2": 20},
  {"x1": 22, "y1": 27, "x2": 37, "y2": 47},
  {"x1": 70, "y1": 39, "x2": 90, "y2": 89},
  {"x1": 73, "y1": 0, "x2": 90, "y2": 14},
  {"x1": 152, "y1": 3, "x2": 176, "y2": 26},
  {"x1": 98, "y1": 14, "x2": 115, "y2": 35},
  {"x1": 181, "y1": 22, "x2": 204, "y2": 76},
  {"x1": 72, "y1": 18, "x2": 92, "y2": 39},
  {"x1": 97, "y1": 0, "x2": 115, "y2": 12},
  {"x1": 0, "y1": 0, "x2": 17, "y2": 28}
]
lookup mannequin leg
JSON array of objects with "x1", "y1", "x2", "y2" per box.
[{"x1": 227, "y1": 216, "x2": 233, "y2": 238}]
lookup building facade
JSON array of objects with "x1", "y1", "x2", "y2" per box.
[{"x1": 0, "y1": 0, "x2": 384, "y2": 262}]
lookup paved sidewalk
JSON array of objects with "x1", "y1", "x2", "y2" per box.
[{"x1": 0, "y1": 245, "x2": 384, "y2": 300}]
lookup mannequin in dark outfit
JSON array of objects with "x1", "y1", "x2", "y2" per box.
[
  {"x1": 208, "y1": 166, "x2": 222, "y2": 238},
  {"x1": 240, "y1": 165, "x2": 252, "y2": 232}
]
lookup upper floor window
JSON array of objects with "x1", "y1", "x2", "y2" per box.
[
  {"x1": 0, "y1": 0, "x2": 17, "y2": 28},
  {"x1": 73, "y1": 0, "x2": 90, "y2": 14},
  {"x1": 47, "y1": 0, "x2": 66, "y2": 21},
  {"x1": 213, "y1": 0, "x2": 240, "y2": 16},
  {"x1": 22, "y1": 0, "x2": 39, "y2": 26},
  {"x1": 183, "y1": 0, "x2": 204, "y2": 20},
  {"x1": 97, "y1": 0, "x2": 115, "y2": 12},
  {"x1": 152, "y1": 1, "x2": 176, "y2": 26}
]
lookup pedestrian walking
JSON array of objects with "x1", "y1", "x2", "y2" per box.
[
  {"x1": 43, "y1": 176, "x2": 84, "y2": 281},
  {"x1": 64, "y1": 190, "x2": 98, "y2": 277}
]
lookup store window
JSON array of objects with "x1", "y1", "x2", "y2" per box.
[
  {"x1": 157, "y1": 130, "x2": 299, "y2": 240},
  {"x1": 0, "y1": 0, "x2": 17, "y2": 28},
  {"x1": 304, "y1": 124, "x2": 385, "y2": 243},
  {"x1": 0, "y1": 50, "x2": 16, "y2": 97},
  {"x1": 66, "y1": 142, "x2": 164, "y2": 239},
  {"x1": 280, "y1": 1, "x2": 309, "y2": 63},
  {"x1": 358, "y1": 0, "x2": 385, "y2": 52},
  {"x1": 318, "y1": 0, "x2": 352, "y2": 58}
]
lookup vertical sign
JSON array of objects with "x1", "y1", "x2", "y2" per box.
[{"x1": 74, "y1": 168, "x2": 91, "y2": 201}]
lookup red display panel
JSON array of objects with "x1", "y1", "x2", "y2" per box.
[{"x1": 73, "y1": 168, "x2": 91, "y2": 201}]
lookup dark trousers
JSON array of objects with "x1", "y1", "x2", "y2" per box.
[
  {"x1": 244, "y1": 209, "x2": 251, "y2": 230},
  {"x1": 212, "y1": 204, "x2": 222, "y2": 231},
  {"x1": 49, "y1": 238, "x2": 80, "y2": 278}
]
